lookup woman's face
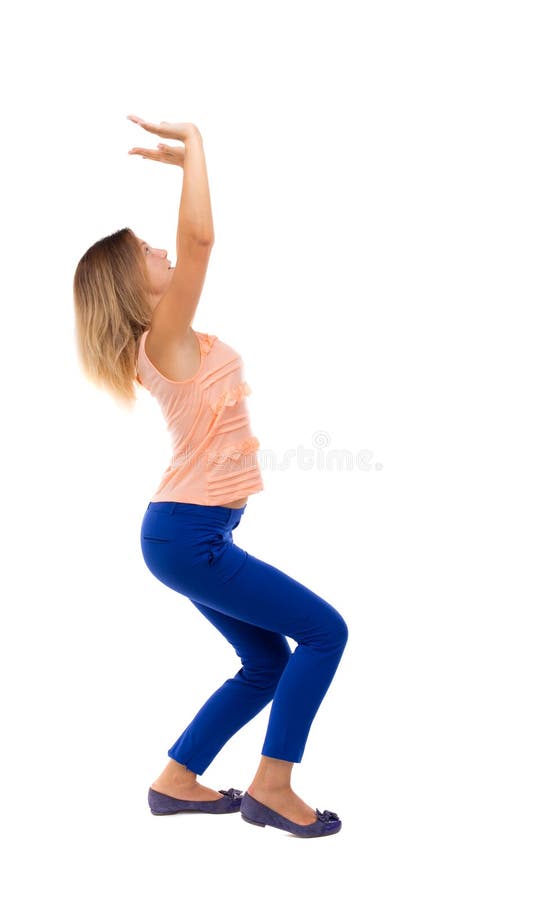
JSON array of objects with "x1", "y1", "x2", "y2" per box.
[{"x1": 138, "y1": 236, "x2": 174, "y2": 303}]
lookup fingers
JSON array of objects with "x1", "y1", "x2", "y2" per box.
[
  {"x1": 127, "y1": 114, "x2": 147, "y2": 125},
  {"x1": 126, "y1": 114, "x2": 172, "y2": 134},
  {"x1": 127, "y1": 146, "x2": 179, "y2": 166},
  {"x1": 126, "y1": 114, "x2": 191, "y2": 142},
  {"x1": 128, "y1": 147, "x2": 160, "y2": 160},
  {"x1": 127, "y1": 114, "x2": 148, "y2": 128},
  {"x1": 128, "y1": 144, "x2": 168, "y2": 156},
  {"x1": 127, "y1": 114, "x2": 157, "y2": 134}
]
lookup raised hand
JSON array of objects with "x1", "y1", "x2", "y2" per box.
[
  {"x1": 126, "y1": 115, "x2": 198, "y2": 142},
  {"x1": 128, "y1": 141, "x2": 185, "y2": 168}
]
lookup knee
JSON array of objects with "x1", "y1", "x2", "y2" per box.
[
  {"x1": 335, "y1": 611, "x2": 349, "y2": 648},
  {"x1": 325, "y1": 609, "x2": 349, "y2": 653}
]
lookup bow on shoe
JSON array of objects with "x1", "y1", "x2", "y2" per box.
[
  {"x1": 315, "y1": 808, "x2": 340, "y2": 823},
  {"x1": 218, "y1": 788, "x2": 243, "y2": 800}
]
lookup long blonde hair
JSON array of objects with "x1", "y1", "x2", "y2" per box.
[{"x1": 73, "y1": 227, "x2": 152, "y2": 409}]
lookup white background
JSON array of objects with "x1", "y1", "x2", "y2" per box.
[{"x1": 2, "y1": 0, "x2": 552, "y2": 896}]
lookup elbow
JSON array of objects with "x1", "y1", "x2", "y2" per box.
[{"x1": 183, "y1": 232, "x2": 214, "y2": 247}]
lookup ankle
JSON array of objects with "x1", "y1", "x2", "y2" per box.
[
  {"x1": 161, "y1": 759, "x2": 198, "y2": 786},
  {"x1": 248, "y1": 782, "x2": 291, "y2": 794}
]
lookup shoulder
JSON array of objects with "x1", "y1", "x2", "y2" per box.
[{"x1": 142, "y1": 322, "x2": 202, "y2": 383}]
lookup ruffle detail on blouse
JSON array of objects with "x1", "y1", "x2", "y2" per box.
[
  {"x1": 209, "y1": 381, "x2": 252, "y2": 416},
  {"x1": 198, "y1": 332, "x2": 217, "y2": 355},
  {"x1": 205, "y1": 436, "x2": 260, "y2": 465}
]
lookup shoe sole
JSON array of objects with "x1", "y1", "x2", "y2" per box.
[
  {"x1": 241, "y1": 812, "x2": 266, "y2": 827},
  {"x1": 150, "y1": 806, "x2": 241, "y2": 815},
  {"x1": 151, "y1": 809, "x2": 203, "y2": 815}
]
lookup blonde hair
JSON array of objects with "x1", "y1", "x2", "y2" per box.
[{"x1": 73, "y1": 227, "x2": 152, "y2": 409}]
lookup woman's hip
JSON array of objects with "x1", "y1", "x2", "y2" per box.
[{"x1": 140, "y1": 499, "x2": 248, "y2": 590}]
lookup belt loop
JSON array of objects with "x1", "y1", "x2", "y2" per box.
[{"x1": 169, "y1": 502, "x2": 177, "y2": 516}]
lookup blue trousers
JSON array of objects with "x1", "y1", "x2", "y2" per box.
[{"x1": 140, "y1": 500, "x2": 348, "y2": 776}]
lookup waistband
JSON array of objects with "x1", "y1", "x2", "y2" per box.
[{"x1": 147, "y1": 500, "x2": 247, "y2": 527}]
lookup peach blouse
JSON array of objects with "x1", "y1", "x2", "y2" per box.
[{"x1": 136, "y1": 328, "x2": 264, "y2": 506}]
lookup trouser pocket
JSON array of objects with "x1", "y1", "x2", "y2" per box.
[{"x1": 140, "y1": 509, "x2": 174, "y2": 544}]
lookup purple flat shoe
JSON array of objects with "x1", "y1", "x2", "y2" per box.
[
  {"x1": 148, "y1": 786, "x2": 244, "y2": 816},
  {"x1": 240, "y1": 791, "x2": 342, "y2": 838}
]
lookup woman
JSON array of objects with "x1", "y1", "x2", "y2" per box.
[{"x1": 72, "y1": 116, "x2": 348, "y2": 839}]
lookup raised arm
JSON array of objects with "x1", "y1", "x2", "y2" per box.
[
  {"x1": 176, "y1": 126, "x2": 215, "y2": 247},
  {"x1": 153, "y1": 126, "x2": 214, "y2": 339}
]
